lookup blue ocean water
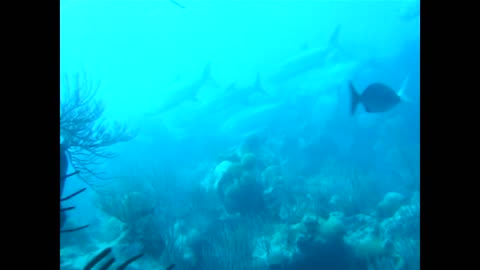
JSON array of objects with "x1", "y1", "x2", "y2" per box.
[{"x1": 60, "y1": 0, "x2": 420, "y2": 269}]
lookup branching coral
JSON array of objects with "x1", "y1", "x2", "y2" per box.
[
  {"x1": 60, "y1": 71, "x2": 135, "y2": 186},
  {"x1": 158, "y1": 225, "x2": 195, "y2": 270},
  {"x1": 302, "y1": 158, "x2": 380, "y2": 216},
  {"x1": 201, "y1": 218, "x2": 268, "y2": 270},
  {"x1": 94, "y1": 168, "x2": 200, "y2": 260},
  {"x1": 94, "y1": 170, "x2": 158, "y2": 225}
]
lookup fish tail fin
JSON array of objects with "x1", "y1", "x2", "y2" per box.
[
  {"x1": 398, "y1": 73, "x2": 416, "y2": 103},
  {"x1": 398, "y1": 74, "x2": 409, "y2": 97},
  {"x1": 349, "y1": 81, "x2": 361, "y2": 115}
]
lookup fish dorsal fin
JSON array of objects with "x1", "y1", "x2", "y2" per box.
[
  {"x1": 170, "y1": 0, "x2": 186, "y2": 9},
  {"x1": 202, "y1": 62, "x2": 212, "y2": 83},
  {"x1": 328, "y1": 24, "x2": 341, "y2": 48},
  {"x1": 253, "y1": 72, "x2": 271, "y2": 97},
  {"x1": 325, "y1": 25, "x2": 342, "y2": 62},
  {"x1": 201, "y1": 62, "x2": 219, "y2": 88},
  {"x1": 397, "y1": 74, "x2": 415, "y2": 103}
]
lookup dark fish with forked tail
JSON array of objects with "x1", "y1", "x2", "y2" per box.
[{"x1": 349, "y1": 76, "x2": 411, "y2": 115}]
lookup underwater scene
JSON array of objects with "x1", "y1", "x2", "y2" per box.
[{"x1": 60, "y1": 0, "x2": 420, "y2": 269}]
